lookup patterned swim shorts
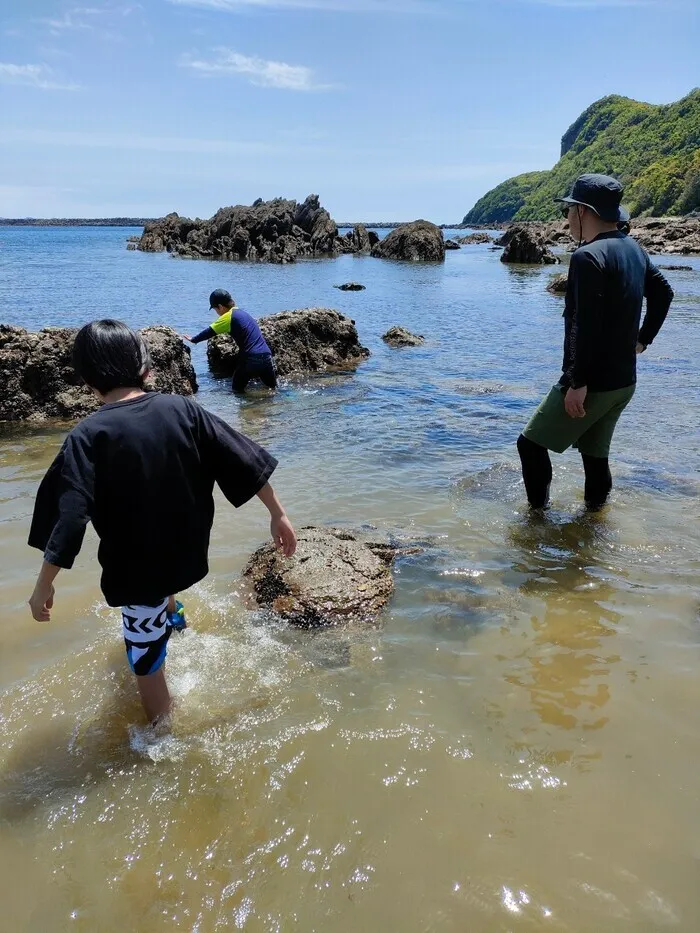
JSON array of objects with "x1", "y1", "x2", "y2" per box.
[{"x1": 122, "y1": 599, "x2": 172, "y2": 676}]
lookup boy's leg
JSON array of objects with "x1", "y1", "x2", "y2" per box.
[
  {"x1": 517, "y1": 433, "x2": 553, "y2": 508},
  {"x1": 122, "y1": 600, "x2": 172, "y2": 723},
  {"x1": 259, "y1": 356, "x2": 278, "y2": 390},
  {"x1": 135, "y1": 669, "x2": 172, "y2": 722},
  {"x1": 232, "y1": 363, "x2": 251, "y2": 394}
]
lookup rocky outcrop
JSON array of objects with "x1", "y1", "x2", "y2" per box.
[
  {"x1": 444, "y1": 239, "x2": 461, "y2": 250},
  {"x1": 207, "y1": 308, "x2": 369, "y2": 377},
  {"x1": 456, "y1": 232, "x2": 493, "y2": 245},
  {"x1": 547, "y1": 272, "x2": 569, "y2": 294},
  {"x1": 500, "y1": 224, "x2": 559, "y2": 264},
  {"x1": 136, "y1": 195, "x2": 357, "y2": 264},
  {"x1": 631, "y1": 217, "x2": 700, "y2": 255},
  {"x1": 659, "y1": 264, "x2": 693, "y2": 271},
  {"x1": 0, "y1": 325, "x2": 197, "y2": 423},
  {"x1": 334, "y1": 282, "x2": 366, "y2": 291},
  {"x1": 382, "y1": 327, "x2": 425, "y2": 348},
  {"x1": 244, "y1": 526, "x2": 402, "y2": 627},
  {"x1": 371, "y1": 220, "x2": 445, "y2": 262}
]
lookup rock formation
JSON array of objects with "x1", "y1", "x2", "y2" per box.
[
  {"x1": 456, "y1": 232, "x2": 494, "y2": 245},
  {"x1": 334, "y1": 282, "x2": 366, "y2": 291},
  {"x1": 244, "y1": 526, "x2": 401, "y2": 627},
  {"x1": 371, "y1": 220, "x2": 445, "y2": 262},
  {"x1": 207, "y1": 308, "x2": 369, "y2": 377},
  {"x1": 630, "y1": 217, "x2": 700, "y2": 255},
  {"x1": 382, "y1": 327, "x2": 425, "y2": 348},
  {"x1": 547, "y1": 272, "x2": 569, "y2": 294},
  {"x1": 499, "y1": 225, "x2": 559, "y2": 264},
  {"x1": 136, "y1": 195, "x2": 355, "y2": 264},
  {"x1": 0, "y1": 325, "x2": 197, "y2": 423},
  {"x1": 444, "y1": 239, "x2": 461, "y2": 250}
]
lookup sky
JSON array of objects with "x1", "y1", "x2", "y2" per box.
[{"x1": 1, "y1": 0, "x2": 698, "y2": 221}]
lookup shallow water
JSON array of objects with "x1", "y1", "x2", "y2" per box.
[{"x1": 1, "y1": 227, "x2": 700, "y2": 931}]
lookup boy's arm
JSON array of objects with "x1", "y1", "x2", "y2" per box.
[
  {"x1": 185, "y1": 311, "x2": 233, "y2": 344},
  {"x1": 29, "y1": 561, "x2": 61, "y2": 622},
  {"x1": 27, "y1": 433, "x2": 95, "y2": 619},
  {"x1": 197, "y1": 405, "x2": 296, "y2": 555},
  {"x1": 257, "y1": 482, "x2": 297, "y2": 557}
]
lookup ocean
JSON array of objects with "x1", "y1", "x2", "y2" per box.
[{"x1": 1, "y1": 225, "x2": 700, "y2": 932}]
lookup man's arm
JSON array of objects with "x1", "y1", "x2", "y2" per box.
[
  {"x1": 638, "y1": 260, "x2": 673, "y2": 349},
  {"x1": 567, "y1": 251, "x2": 605, "y2": 391}
]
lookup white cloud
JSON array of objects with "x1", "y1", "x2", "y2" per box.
[
  {"x1": 181, "y1": 49, "x2": 332, "y2": 90},
  {"x1": 40, "y1": 7, "x2": 103, "y2": 31},
  {"x1": 0, "y1": 63, "x2": 79, "y2": 90},
  {"x1": 168, "y1": 0, "x2": 424, "y2": 12}
]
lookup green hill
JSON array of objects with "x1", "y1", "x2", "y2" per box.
[{"x1": 464, "y1": 89, "x2": 700, "y2": 223}]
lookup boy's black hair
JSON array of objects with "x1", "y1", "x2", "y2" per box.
[{"x1": 73, "y1": 320, "x2": 151, "y2": 395}]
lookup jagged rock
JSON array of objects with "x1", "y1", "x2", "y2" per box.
[
  {"x1": 631, "y1": 217, "x2": 700, "y2": 255},
  {"x1": 351, "y1": 224, "x2": 373, "y2": 253},
  {"x1": 334, "y1": 282, "x2": 366, "y2": 291},
  {"x1": 547, "y1": 272, "x2": 569, "y2": 294},
  {"x1": 445, "y1": 239, "x2": 461, "y2": 250},
  {"x1": 500, "y1": 224, "x2": 559, "y2": 264},
  {"x1": 244, "y1": 526, "x2": 402, "y2": 627},
  {"x1": 382, "y1": 327, "x2": 425, "y2": 348},
  {"x1": 0, "y1": 325, "x2": 197, "y2": 423},
  {"x1": 207, "y1": 308, "x2": 369, "y2": 378},
  {"x1": 126, "y1": 243, "x2": 137, "y2": 251},
  {"x1": 456, "y1": 232, "x2": 493, "y2": 245},
  {"x1": 371, "y1": 220, "x2": 445, "y2": 262},
  {"x1": 135, "y1": 195, "x2": 354, "y2": 264},
  {"x1": 659, "y1": 264, "x2": 693, "y2": 271}
]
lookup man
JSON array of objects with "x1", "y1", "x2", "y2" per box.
[
  {"x1": 517, "y1": 174, "x2": 674, "y2": 510},
  {"x1": 184, "y1": 289, "x2": 277, "y2": 394}
]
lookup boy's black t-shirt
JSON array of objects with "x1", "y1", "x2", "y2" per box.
[{"x1": 28, "y1": 393, "x2": 277, "y2": 607}]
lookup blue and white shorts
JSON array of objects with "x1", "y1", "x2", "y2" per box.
[{"x1": 121, "y1": 599, "x2": 171, "y2": 676}]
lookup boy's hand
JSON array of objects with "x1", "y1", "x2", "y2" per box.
[
  {"x1": 182, "y1": 334, "x2": 193, "y2": 343},
  {"x1": 29, "y1": 581, "x2": 55, "y2": 622},
  {"x1": 272, "y1": 514, "x2": 297, "y2": 558}
]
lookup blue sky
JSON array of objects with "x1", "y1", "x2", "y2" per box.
[{"x1": 1, "y1": 0, "x2": 698, "y2": 221}]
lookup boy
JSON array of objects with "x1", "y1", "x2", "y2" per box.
[
  {"x1": 184, "y1": 289, "x2": 277, "y2": 394},
  {"x1": 28, "y1": 319, "x2": 297, "y2": 724}
]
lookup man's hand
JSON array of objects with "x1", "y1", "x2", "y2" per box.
[
  {"x1": 564, "y1": 385, "x2": 587, "y2": 419},
  {"x1": 636, "y1": 342, "x2": 645, "y2": 354},
  {"x1": 29, "y1": 581, "x2": 55, "y2": 622},
  {"x1": 271, "y1": 514, "x2": 297, "y2": 558}
]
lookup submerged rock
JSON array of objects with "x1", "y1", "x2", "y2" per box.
[
  {"x1": 444, "y1": 239, "x2": 461, "y2": 250},
  {"x1": 659, "y1": 263, "x2": 694, "y2": 271},
  {"x1": 334, "y1": 282, "x2": 366, "y2": 291},
  {"x1": 135, "y1": 195, "x2": 360, "y2": 264},
  {"x1": 245, "y1": 526, "x2": 402, "y2": 627},
  {"x1": 382, "y1": 326, "x2": 425, "y2": 348},
  {"x1": 456, "y1": 232, "x2": 493, "y2": 245},
  {"x1": 207, "y1": 308, "x2": 369, "y2": 377},
  {"x1": 547, "y1": 272, "x2": 569, "y2": 294},
  {"x1": 371, "y1": 220, "x2": 445, "y2": 262},
  {"x1": 500, "y1": 224, "x2": 559, "y2": 264},
  {"x1": 0, "y1": 325, "x2": 197, "y2": 423}
]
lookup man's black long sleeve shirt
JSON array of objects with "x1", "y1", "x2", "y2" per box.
[{"x1": 560, "y1": 232, "x2": 674, "y2": 391}]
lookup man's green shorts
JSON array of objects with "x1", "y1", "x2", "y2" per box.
[{"x1": 522, "y1": 383, "x2": 635, "y2": 458}]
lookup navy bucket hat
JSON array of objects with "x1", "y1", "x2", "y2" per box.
[{"x1": 555, "y1": 173, "x2": 630, "y2": 223}]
